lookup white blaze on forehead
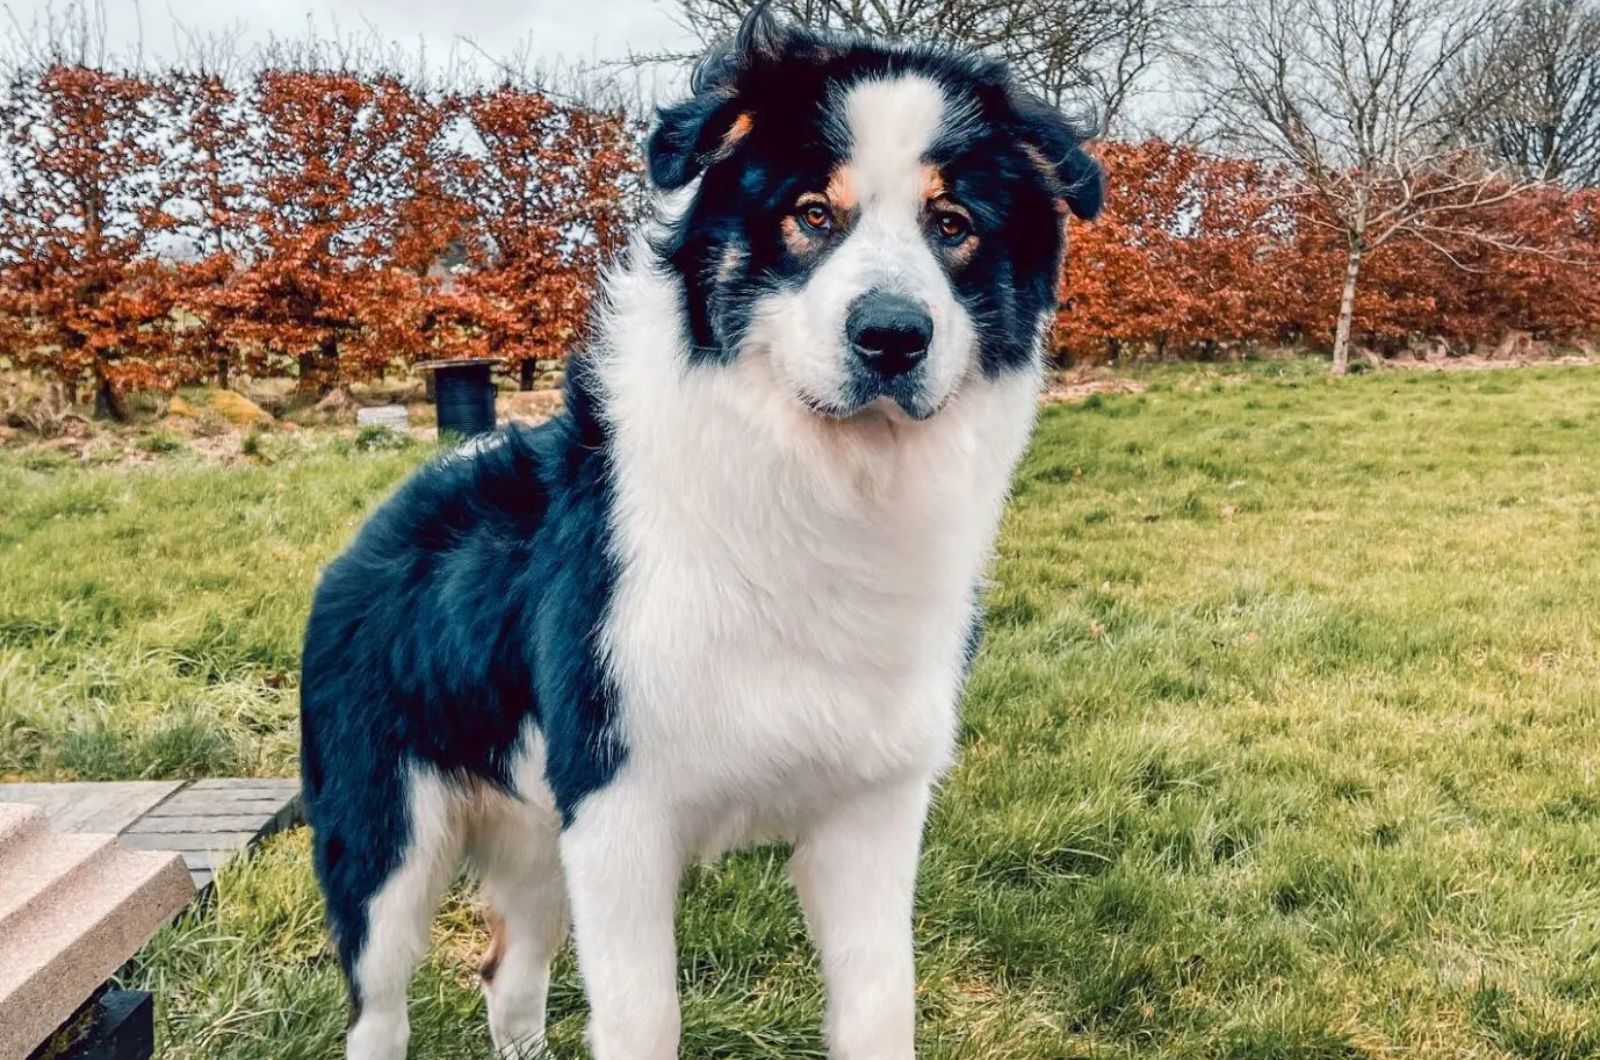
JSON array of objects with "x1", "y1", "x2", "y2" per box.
[{"x1": 842, "y1": 75, "x2": 947, "y2": 222}]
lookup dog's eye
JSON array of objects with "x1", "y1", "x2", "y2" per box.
[
  {"x1": 799, "y1": 203, "x2": 834, "y2": 233},
  {"x1": 932, "y1": 209, "x2": 971, "y2": 245}
]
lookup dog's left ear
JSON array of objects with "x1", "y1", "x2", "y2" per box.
[
  {"x1": 1011, "y1": 94, "x2": 1104, "y2": 221},
  {"x1": 647, "y1": 4, "x2": 783, "y2": 191}
]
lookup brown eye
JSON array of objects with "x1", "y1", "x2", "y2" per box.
[
  {"x1": 933, "y1": 209, "x2": 971, "y2": 245},
  {"x1": 800, "y1": 202, "x2": 833, "y2": 232}
]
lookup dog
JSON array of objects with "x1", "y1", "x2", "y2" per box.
[{"x1": 299, "y1": 10, "x2": 1101, "y2": 1059}]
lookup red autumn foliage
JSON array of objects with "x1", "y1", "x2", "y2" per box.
[
  {"x1": 1059, "y1": 141, "x2": 1300, "y2": 360},
  {"x1": 0, "y1": 64, "x2": 182, "y2": 417},
  {"x1": 0, "y1": 59, "x2": 638, "y2": 413},
  {"x1": 217, "y1": 70, "x2": 432, "y2": 393},
  {"x1": 1, "y1": 63, "x2": 1596, "y2": 415},
  {"x1": 1058, "y1": 141, "x2": 1600, "y2": 364},
  {"x1": 436, "y1": 88, "x2": 638, "y2": 382},
  {"x1": 165, "y1": 70, "x2": 254, "y2": 389}
]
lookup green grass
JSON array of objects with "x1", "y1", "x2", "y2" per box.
[{"x1": 4, "y1": 361, "x2": 1600, "y2": 1057}]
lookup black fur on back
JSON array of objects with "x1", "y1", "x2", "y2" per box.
[{"x1": 299, "y1": 359, "x2": 623, "y2": 979}]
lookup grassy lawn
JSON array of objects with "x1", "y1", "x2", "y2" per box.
[{"x1": 3, "y1": 361, "x2": 1600, "y2": 1058}]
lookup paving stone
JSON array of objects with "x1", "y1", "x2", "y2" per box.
[
  {"x1": 0, "y1": 783, "x2": 183, "y2": 836},
  {"x1": 143, "y1": 797, "x2": 289, "y2": 817},
  {"x1": 119, "y1": 831, "x2": 260, "y2": 853},
  {"x1": 122, "y1": 814, "x2": 282, "y2": 835}
]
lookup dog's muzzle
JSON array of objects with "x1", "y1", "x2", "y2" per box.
[{"x1": 839, "y1": 289, "x2": 940, "y2": 419}]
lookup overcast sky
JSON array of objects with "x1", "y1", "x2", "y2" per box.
[{"x1": 6, "y1": 0, "x2": 700, "y2": 97}]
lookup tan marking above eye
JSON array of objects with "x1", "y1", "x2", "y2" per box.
[
  {"x1": 722, "y1": 112, "x2": 754, "y2": 151},
  {"x1": 826, "y1": 165, "x2": 858, "y2": 213},
  {"x1": 921, "y1": 164, "x2": 946, "y2": 202}
]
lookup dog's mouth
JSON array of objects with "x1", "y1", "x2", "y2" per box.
[
  {"x1": 795, "y1": 385, "x2": 946, "y2": 424},
  {"x1": 755, "y1": 333, "x2": 959, "y2": 425}
]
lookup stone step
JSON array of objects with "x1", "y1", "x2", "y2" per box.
[
  {"x1": 0, "y1": 801, "x2": 47, "y2": 855},
  {"x1": 0, "y1": 803, "x2": 192, "y2": 1060},
  {"x1": 0, "y1": 824, "x2": 116, "y2": 933}
]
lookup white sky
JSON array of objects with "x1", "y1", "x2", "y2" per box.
[{"x1": 6, "y1": 0, "x2": 700, "y2": 98}]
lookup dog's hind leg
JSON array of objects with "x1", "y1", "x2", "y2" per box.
[
  {"x1": 335, "y1": 766, "x2": 464, "y2": 1060},
  {"x1": 468, "y1": 792, "x2": 567, "y2": 1057}
]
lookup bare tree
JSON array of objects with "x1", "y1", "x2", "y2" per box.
[
  {"x1": 1182, "y1": 0, "x2": 1553, "y2": 375},
  {"x1": 673, "y1": 0, "x2": 939, "y2": 40},
  {"x1": 1451, "y1": 0, "x2": 1600, "y2": 187},
  {"x1": 667, "y1": 0, "x2": 1183, "y2": 133}
]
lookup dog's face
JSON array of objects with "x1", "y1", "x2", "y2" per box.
[{"x1": 648, "y1": 19, "x2": 1102, "y2": 422}]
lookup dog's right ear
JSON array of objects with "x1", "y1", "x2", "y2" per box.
[{"x1": 647, "y1": 2, "x2": 782, "y2": 190}]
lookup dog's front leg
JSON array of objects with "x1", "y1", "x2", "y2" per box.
[
  {"x1": 561, "y1": 788, "x2": 684, "y2": 1060},
  {"x1": 791, "y1": 779, "x2": 932, "y2": 1060}
]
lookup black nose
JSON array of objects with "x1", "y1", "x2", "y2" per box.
[{"x1": 846, "y1": 291, "x2": 932, "y2": 378}]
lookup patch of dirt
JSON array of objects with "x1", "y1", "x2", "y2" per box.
[
  {"x1": 0, "y1": 374, "x2": 85, "y2": 438},
  {"x1": 1040, "y1": 371, "x2": 1147, "y2": 404},
  {"x1": 1363, "y1": 352, "x2": 1600, "y2": 373},
  {"x1": 310, "y1": 387, "x2": 359, "y2": 422},
  {"x1": 501, "y1": 389, "x2": 563, "y2": 424},
  {"x1": 183, "y1": 431, "x2": 251, "y2": 464}
]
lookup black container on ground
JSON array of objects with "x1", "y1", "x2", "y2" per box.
[{"x1": 418, "y1": 359, "x2": 497, "y2": 438}]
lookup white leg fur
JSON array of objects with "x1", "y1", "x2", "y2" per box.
[
  {"x1": 347, "y1": 767, "x2": 463, "y2": 1060},
  {"x1": 560, "y1": 786, "x2": 684, "y2": 1060},
  {"x1": 469, "y1": 794, "x2": 568, "y2": 1057},
  {"x1": 791, "y1": 780, "x2": 932, "y2": 1060}
]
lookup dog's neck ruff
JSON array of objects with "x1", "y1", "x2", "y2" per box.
[{"x1": 585, "y1": 229, "x2": 1041, "y2": 825}]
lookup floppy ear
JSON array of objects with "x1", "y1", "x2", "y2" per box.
[
  {"x1": 646, "y1": 2, "x2": 783, "y2": 191},
  {"x1": 1011, "y1": 94, "x2": 1105, "y2": 221},
  {"x1": 647, "y1": 90, "x2": 747, "y2": 190}
]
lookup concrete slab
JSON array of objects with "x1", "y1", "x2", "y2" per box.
[
  {"x1": 0, "y1": 803, "x2": 191, "y2": 1060},
  {"x1": 0, "y1": 783, "x2": 183, "y2": 836}
]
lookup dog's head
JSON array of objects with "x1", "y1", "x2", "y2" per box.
[{"x1": 647, "y1": 10, "x2": 1101, "y2": 422}]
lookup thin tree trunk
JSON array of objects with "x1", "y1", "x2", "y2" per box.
[
  {"x1": 318, "y1": 337, "x2": 338, "y2": 396},
  {"x1": 216, "y1": 350, "x2": 231, "y2": 390},
  {"x1": 1331, "y1": 240, "x2": 1364, "y2": 378},
  {"x1": 519, "y1": 357, "x2": 537, "y2": 391},
  {"x1": 297, "y1": 338, "x2": 338, "y2": 395},
  {"x1": 92, "y1": 365, "x2": 130, "y2": 422}
]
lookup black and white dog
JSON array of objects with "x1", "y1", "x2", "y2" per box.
[{"x1": 300, "y1": 11, "x2": 1101, "y2": 1059}]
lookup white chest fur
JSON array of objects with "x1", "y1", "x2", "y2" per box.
[{"x1": 592, "y1": 259, "x2": 1039, "y2": 853}]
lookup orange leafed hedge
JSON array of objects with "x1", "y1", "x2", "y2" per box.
[
  {"x1": 1057, "y1": 141, "x2": 1600, "y2": 363},
  {"x1": 2, "y1": 70, "x2": 1598, "y2": 414},
  {"x1": 0, "y1": 64, "x2": 638, "y2": 411}
]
